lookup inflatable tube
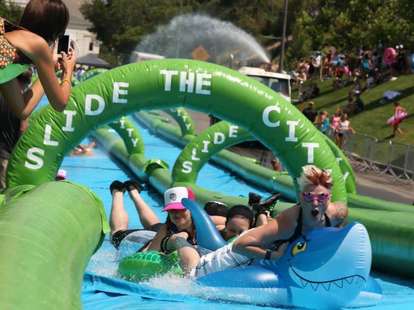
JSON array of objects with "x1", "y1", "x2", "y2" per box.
[
  {"x1": 7, "y1": 59, "x2": 347, "y2": 203},
  {"x1": 182, "y1": 198, "x2": 226, "y2": 251},
  {"x1": 0, "y1": 63, "x2": 29, "y2": 84},
  {"x1": 193, "y1": 217, "x2": 380, "y2": 308},
  {"x1": 0, "y1": 181, "x2": 107, "y2": 309},
  {"x1": 118, "y1": 251, "x2": 182, "y2": 281},
  {"x1": 383, "y1": 47, "x2": 397, "y2": 65},
  {"x1": 387, "y1": 112, "x2": 408, "y2": 126}
]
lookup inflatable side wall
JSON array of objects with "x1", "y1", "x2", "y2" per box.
[{"x1": 0, "y1": 182, "x2": 107, "y2": 310}]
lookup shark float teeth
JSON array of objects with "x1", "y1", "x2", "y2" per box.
[
  {"x1": 299, "y1": 275, "x2": 364, "y2": 291},
  {"x1": 333, "y1": 279, "x2": 344, "y2": 288},
  {"x1": 300, "y1": 278, "x2": 308, "y2": 288}
]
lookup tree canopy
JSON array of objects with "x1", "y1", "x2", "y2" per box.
[
  {"x1": 80, "y1": 0, "x2": 414, "y2": 66},
  {"x1": 0, "y1": 0, "x2": 23, "y2": 24}
]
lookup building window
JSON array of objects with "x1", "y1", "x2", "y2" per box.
[{"x1": 89, "y1": 42, "x2": 94, "y2": 51}]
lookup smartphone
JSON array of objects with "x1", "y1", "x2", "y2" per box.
[{"x1": 57, "y1": 35, "x2": 70, "y2": 54}]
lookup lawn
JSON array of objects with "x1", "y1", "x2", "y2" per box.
[{"x1": 294, "y1": 75, "x2": 414, "y2": 146}]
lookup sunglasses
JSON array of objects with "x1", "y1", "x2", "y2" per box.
[
  {"x1": 302, "y1": 192, "x2": 330, "y2": 203},
  {"x1": 205, "y1": 201, "x2": 228, "y2": 209}
]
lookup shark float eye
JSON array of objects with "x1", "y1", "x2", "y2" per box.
[{"x1": 291, "y1": 241, "x2": 307, "y2": 256}]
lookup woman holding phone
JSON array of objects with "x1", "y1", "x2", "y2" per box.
[{"x1": 0, "y1": 0, "x2": 76, "y2": 119}]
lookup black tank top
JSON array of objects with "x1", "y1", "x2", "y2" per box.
[{"x1": 272, "y1": 206, "x2": 331, "y2": 250}]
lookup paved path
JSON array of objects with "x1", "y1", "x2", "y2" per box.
[{"x1": 187, "y1": 111, "x2": 413, "y2": 205}]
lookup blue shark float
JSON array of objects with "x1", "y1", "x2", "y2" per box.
[{"x1": 183, "y1": 199, "x2": 382, "y2": 309}]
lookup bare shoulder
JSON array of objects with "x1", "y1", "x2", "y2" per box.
[
  {"x1": 327, "y1": 202, "x2": 348, "y2": 227},
  {"x1": 276, "y1": 204, "x2": 300, "y2": 223},
  {"x1": 274, "y1": 204, "x2": 300, "y2": 238},
  {"x1": 5, "y1": 30, "x2": 49, "y2": 59}
]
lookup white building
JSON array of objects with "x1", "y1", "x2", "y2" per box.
[{"x1": 8, "y1": 0, "x2": 101, "y2": 58}]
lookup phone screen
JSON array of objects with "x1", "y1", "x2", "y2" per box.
[{"x1": 57, "y1": 35, "x2": 70, "y2": 54}]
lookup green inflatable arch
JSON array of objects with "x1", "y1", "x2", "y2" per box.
[
  {"x1": 7, "y1": 59, "x2": 347, "y2": 201},
  {"x1": 172, "y1": 120, "x2": 251, "y2": 182},
  {"x1": 108, "y1": 117, "x2": 144, "y2": 154},
  {"x1": 172, "y1": 120, "x2": 356, "y2": 194},
  {"x1": 165, "y1": 108, "x2": 196, "y2": 136}
]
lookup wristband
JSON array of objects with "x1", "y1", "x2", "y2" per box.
[
  {"x1": 61, "y1": 78, "x2": 70, "y2": 86},
  {"x1": 160, "y1": 235, "x2": 171, "y2": 253},
  {"x1": 265, "y1": 249, "x2": 272, "y2": 260}
]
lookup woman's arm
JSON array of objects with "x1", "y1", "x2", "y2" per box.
[
  {"x1": 31, "y1": 37, "x2": 73, "y2": 112},
  {"x1": 233, "y1": 208, "x2": 295, "y2": 259},
  {"x1": 5, "y1": 30, "x2": 75, "y2": 112},
  {"x1": 146, "y1": 225, "x2": 168, "y2": 252}
]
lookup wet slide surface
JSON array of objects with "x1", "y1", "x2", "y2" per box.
[{"x1": 58, "y1": 121, "x2": 413, "y2": 309}]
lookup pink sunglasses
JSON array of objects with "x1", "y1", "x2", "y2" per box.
[{"x1": 302, "y1": 192, "x2": 330, "y2": 203}]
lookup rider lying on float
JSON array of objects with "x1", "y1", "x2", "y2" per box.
[{"x1": 165, "y1": 165, "x2": 348, "y2": 277}]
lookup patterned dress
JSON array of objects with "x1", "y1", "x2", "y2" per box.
[{"x1": 0, "y1": 17, "x2": 18, "y2": 69}]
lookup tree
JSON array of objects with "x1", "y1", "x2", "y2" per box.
[{"x1": 0, "y1": 0, "x2": 23, "y2": 24}]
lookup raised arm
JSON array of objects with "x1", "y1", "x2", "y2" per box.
[
  {"x1": 232, "y1": 207, "x2": 296, "y2": 259},
  {"x1": 5, "y1": 30, "x2": 75, "y2": 113},
  {"x1": 30, "y1": 36, "x2": 74, "y2": 112},
  {"x1": 146, "y1": 225, "x2": 168, "y2": 252}
]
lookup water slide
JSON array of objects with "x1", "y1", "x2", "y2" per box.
[
  {"x1": 1, "y1": 60, "x2": 413, "y2": 309},
  {"x1": 83, "y1": 122, "x2": 413, "y2": 309}
]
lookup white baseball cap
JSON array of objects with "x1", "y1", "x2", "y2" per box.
[{"x1": 163, "y1": 187, "x2": 195, "y2": 211}]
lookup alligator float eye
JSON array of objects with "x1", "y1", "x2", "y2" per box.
[{"x1": 291, "y1": 241, "x2": 307, "y2": 256}]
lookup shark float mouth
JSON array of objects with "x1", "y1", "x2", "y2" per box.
[{"x1": 291, "y1": 266, "x2": 366, "y2": 292}]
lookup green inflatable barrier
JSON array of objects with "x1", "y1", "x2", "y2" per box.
[
  {"x1": 118, "y1": 251, "x2": 182, "y2": 281},
  {"x1": 0, "y1": 63, "x2": 29, "y2": 84},
  {"x1": 0, "y1": 181, "x2": 108, "y2": 309},
  {"x1": 7, "y1": 59, "x2": 347, "y2": 203}
]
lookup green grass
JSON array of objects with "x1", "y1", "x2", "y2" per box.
[{"x1": 295, "y1": 75, "x2": 414, "y2": 146}]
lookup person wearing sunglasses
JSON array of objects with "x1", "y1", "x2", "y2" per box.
[
  {"x1": 185, "y1": 165, "x2": 348, "y2": 278},
  {"x1": 232, "y1": 165, "x2": 348, "y2": 261}
]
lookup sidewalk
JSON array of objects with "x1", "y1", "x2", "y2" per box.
[{"x1": 189, "y1": 111, "x2": 414, "y2": 205}]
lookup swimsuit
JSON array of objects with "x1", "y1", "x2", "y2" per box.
[{"x1": 0, "y1": 18, "x2": 18, "y2": 69}]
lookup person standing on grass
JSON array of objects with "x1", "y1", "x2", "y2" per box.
[
  {"x1": 336, "y1": 113, "x2": 355, "y2": 149},
  {"x1": 389, "y1": 102, "x2": 407, "y2": 137}
]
